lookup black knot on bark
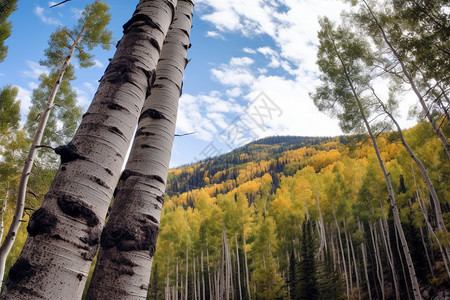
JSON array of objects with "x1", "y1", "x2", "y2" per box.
[
  {"x1": 139, "y1": 108, "x2": 167, "y2": 122},
  {"x1": 6, "y1": 258, "x2": 36, "y2": 287},
  {"x1": 57, "y1": 195, "x2": 99, "y2": 227},
  {"x1": 55, "y1": 142, "x2": 85, "y2": 164},
  {"x1": 27, "y1": 208, "x2": 58, "y2": 237}
]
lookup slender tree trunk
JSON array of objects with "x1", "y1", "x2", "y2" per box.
[
  {"x1": 243, "y1": 231, "x2": 251, "y2": 300},
  {"x1": 347, "y1": 223, "x2": 361, "y2": 299},
  {"x1": 194, "y1": 254, "x2": 197, "y2": 300},
  {"x1": 201, "y1": 250, "x2": 206, "y2": 300},
  {"x1": 358, "y1": 220, "x2": 372, "y2": 300},
  {"x1": 86, "y1": 2, "x2": 192, "y2": 299},
  {"x1": 377, "y1": 187, "x2": 401, "y2": 300},
  {"x1": 0, "y1": 31, "x2": 83, "y2": 283},
  {"x1": 410, "y1": 162, "x2": 450, "y2": 264},
  {"x1": 166, "y1": 269, "x2": 170, "y2": 300},
  {"x1": 186, "y1": 247, "x2": 189, "y2": 300},
  {"x1": 176, "y1": 259, "x2": 179, "y2": 300},
  {"x1": 361, "y1": 0, "x2": 450, "y2": 159},
  {"x1": 315, "y1": 186, "x2": 327, "y2": 259},
  {"x1": 379, "y1": 99, "x2": 447, "y2": 237},
  {"x1": 419, "y1": 226, "x2": 435, "y2": 279},
  {"x1": 416, "y1": 191, "x2": 450, "y2": 279},
  {"x1": 335, "y1": 213, "x2": 349, "y2": 299},
  {"x1": 344, "y1": 226, "x2": 353, "y2": 297},
  {"x1": 370, "y1": 221, "x2": 385, "y2": 300},
  {"x1": 330, "y1": 31, "x2": 421, "y2": 298},
  {"x1": 235, "y1": 235, "x2": 242, "y2": 300},
  {"x1": 0, "y1": 190, "x2": 8, "y2": 243},
  {"x1": 0, "y1": 1, "x2": 177, "y2": 299}
]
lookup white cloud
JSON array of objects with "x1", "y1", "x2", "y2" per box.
[
  {"x1": 226, "y1": 87, "x2": 242, "y2": 97},
  {"x1": 93, "y1": 59, "x2": 104, "y2": 69},
  {"x1": 34, "y1": 6, "x2": 62, "y2": 26},
  {"x1": 229, "y1": 57, "x2": 254, "y2": 67},
  {"x1": 243, "y1": 47, "x2": 256, "y2": 54},
  {"x1": 16, "y1": 86, "x2": 32, "y2": 121},
  {"x1": 206, "y1": 31, "x2": 223, "y2": 39},
  {"x1": 22, "y1": 61, "x2": 49, "y2": 80}
]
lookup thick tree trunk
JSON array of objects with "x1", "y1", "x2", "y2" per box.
[
  {"x1": 0, "y1": 31, "x2": 82, "y2": 283},
  {"x1": 85, "y1": 2, "x2": 192, "y2": 299},
  {"x1": 0, "y1": 1, "x2": 177, "y2": 299}
]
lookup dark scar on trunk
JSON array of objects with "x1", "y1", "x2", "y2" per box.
[
  {"x1": 6, "y1": 258, "x2": 36, "y2": 287},
  {"x1": 119, "y1": 169, "x2": 165, "y2": 185},
  {"x1": 100, "y1": 222, "x2": 159, "y2": 257},
  {"x1": 55, "y1": 142, "x2": 86, "y2": 164},
  {"x1": 57, "y1": 195, "x2": 99, "y2": 227},
  {"x1": 27, "y1": 208, "x2": 58, "y2": 236},
  {"x1": 139, "y1": 108, "x2": 167, "y2": 122},
  {"x1": 123, "y1": 14, "x2": 162, "y2": 35}
]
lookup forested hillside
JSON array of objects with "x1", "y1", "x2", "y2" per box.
[{"x1": 150, "y1": 122, "x2": 449, "y2": 299}]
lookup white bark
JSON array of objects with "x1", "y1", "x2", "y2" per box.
[
  {"x1": 0, "y1": 1, "x2": 176, "y2": 299},
  {"x1": 85, "y1": 1, "x2": 193, "y2": 299}
]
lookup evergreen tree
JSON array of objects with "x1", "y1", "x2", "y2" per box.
[
  {"x1": 296, "y1": 220, "x2": 318, "y2": 300},
  {"x1": 0, "y1": 0, "x2": 17, "y2": 62}
]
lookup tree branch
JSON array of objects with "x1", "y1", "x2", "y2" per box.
[{"x1": 50, "y1": 0, "x2": 72, "y2": 8}]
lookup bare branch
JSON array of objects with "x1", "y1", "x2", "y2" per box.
[
  {"x1": 50, "y1": 0, "x2": 72, "y2": 8},
  {"x1": 175, "y1": 132, "x2": 196, "y2": 137}
]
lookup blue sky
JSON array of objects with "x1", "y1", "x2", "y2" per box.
[{"x1": 0, "y1": 0, "x2": 417, "y2": 167}]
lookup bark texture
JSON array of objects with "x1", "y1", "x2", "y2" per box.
[
  {"x1": 0, "y1": 1, "x2": 176, "y2": 298},
  {"x1": 86, "y1": 1, "x2": 192, "y2": 299}
]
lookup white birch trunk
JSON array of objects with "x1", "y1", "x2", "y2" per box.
[
  {"x1": 85, "y1": 1, "x2": 193, "y2": 299},
  {"x1": 0, "y1": 1, "x2": 177, "y2": 299}
]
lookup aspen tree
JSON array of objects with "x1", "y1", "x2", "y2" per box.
[
  {"x1": 85, "y1": 1, "x2": 192, "y2": 298},
  {"x1": 312, "y1": 18, "x2": 421, "y2": 299},
  {"x1": 0, "y1": 0, "x2": 176, "y2": 298},
  {"x1": 0, "y1": 0, "x2": 111, "y2": 284}
]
